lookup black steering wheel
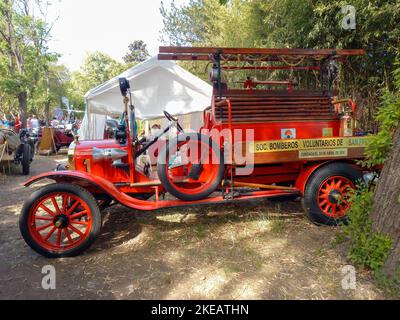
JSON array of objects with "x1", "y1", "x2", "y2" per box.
[{"x1": 163, "y1": 111, "x2": 184, "y2": 133}]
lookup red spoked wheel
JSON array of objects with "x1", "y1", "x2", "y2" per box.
[
  {"x1": 157, "y1": 133, "x2": 224, "y2": 201},
  {"x1": 303, "y1": 162, "x2": 362, "y2": 226},
  {"x1": 317, "y1": 176, "x2": 355, "y2": 219},
  {"x1": 19, "y1": 183, "x2": 101, "y2": 258}
]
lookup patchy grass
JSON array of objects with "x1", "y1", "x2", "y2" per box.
[
  {"x1": 270, "y1": 219, "x2": 286, "y2": 235},
  {"x1": 194, "y1": 224, "x2": 207, "y2": 239},
  {"x1": 314, "y1": 248, "x2": 327, "y2": 258},
  {"x1": 223, "y1": 264, "x2": 243, "y2": 275}
]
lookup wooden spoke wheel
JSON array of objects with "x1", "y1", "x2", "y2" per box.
[
  {"x1": 303, "y1": 162, "x2": 362, "y2": 226},
  {"x1": 19, "y1": 183, "x2": 101, "y2": 258},
  {"x1": 317, "y1": 176, "x2": 354, "y2": 219}
]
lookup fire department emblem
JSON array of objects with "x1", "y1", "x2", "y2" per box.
[{"x1": 281, "y1": 129, "x2": 296, "y2": 139}]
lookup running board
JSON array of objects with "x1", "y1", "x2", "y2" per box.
[{"x1": 119, "y1": 188, "x2": 301, "y2": 211}]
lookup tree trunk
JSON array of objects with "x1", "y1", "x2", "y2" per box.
[
  {"x1": 44, "y1": 100, "x2": 50, "y2": 126},
  {"x1": 18, "y1": 91, "x2": 28, "y2": 129},
  {"x1": 371, "y1": 125, "x2": 400, "y2": 276}
]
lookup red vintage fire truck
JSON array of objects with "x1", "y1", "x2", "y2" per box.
[{"x1": 19, "y1": 47, "x2": 371, "y2": 258}]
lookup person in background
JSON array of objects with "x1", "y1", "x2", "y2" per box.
[
  {"x1": 13, "y1": 113, "x2": 21, "y2": 133},
  {"x1": 8, "y1": 115, "x2": 15, "y2": 131},
  {"x1": 51, "y1": 117, "x2": 59, "y2": 127},
  {"x1": 2, "y1": 114, "x2": 11, "y2": 129},
  {"x1": 26, "y1": 116, "x2": 32, "y2": 130},
  {"x1": 31, "y1": 115, "x2": 39, "y2": 130}
]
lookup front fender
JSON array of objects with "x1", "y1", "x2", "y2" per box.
[
  {"x1": 295, "y1": 160, "x2": 362, "y2": 195},
  {"x1": 24, "y1": 171, "x2": 156, "y2": 210},
  {"x1": 295, "y1": 162, "x2": 330, "y2": 196},
  {"x1": 25, "y1": 170, "x2": 112, "y2": 189}
]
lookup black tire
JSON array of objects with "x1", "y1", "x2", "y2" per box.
[
  {"x1": 21, "y1": 144, "x2": 31, "y2": 175},
  {"x1": 157, "y1": 133, "x2": 224, "y2": 201},
  {"x1": 19, "y1": 183, "x2": 101, "y2": 258},
  {"x1": 303, "y1": 162, "x2": 363, "y2": 226}
]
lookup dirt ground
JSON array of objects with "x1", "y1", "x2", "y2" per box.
[{"x1": 0, "y1": 154, "x2": 385, "y2": 300}]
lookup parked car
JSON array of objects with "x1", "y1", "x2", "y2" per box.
[{"x1": 19, "y1": 47, "x2": 375, "y2": 258}]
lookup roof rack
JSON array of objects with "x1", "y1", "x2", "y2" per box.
[{"x1": 158, "y1": 47, "x2": 365, "y2": 63}]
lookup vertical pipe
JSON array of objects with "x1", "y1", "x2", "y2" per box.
[
  {"x1": 227, "y1": 99, "x2": 233, "y2": 166},
  {"x1": 215, "y1": 52, "x2": 222, "y2": 99},
  {"x1": 320, "y1": 62, "x2": 324, "y2": 91},
  {"x1": 123, "y1": 96, "x2": 135, "y2": 185}
]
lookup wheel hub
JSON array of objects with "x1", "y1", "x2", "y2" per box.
[
  {"x1": 53, "y1": 214, "x2": 69, "y2": 229},
  {"x1": 328, "y1": 190, "x2": 342, "y2": 204}
]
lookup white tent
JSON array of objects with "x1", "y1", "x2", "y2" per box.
[{"x1": 80, "y1": 57, "x2": 213, "y2": 140}]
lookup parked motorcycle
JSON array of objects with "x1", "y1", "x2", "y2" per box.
[
  {"x1": 15, "y1": 129, "x2": 35, "y2": 175},
  {"x1": 0, "y1": 128, "x2": 34, "y2": 175}
]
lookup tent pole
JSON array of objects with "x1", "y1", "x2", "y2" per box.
[{"x1": 84, "y1": 98, "x2": 90, "y2": 140}]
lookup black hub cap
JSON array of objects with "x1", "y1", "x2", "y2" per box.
[
  {"x1": 53, "y1": 214, "x2": 69, "y2": 229},
  {"x1": 328, "y1": 190, "x2": 342, "y2": 204}
]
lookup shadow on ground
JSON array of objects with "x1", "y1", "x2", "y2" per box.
[{"x1": 0, "y1": 155, "x2": 384, "y2": 300}]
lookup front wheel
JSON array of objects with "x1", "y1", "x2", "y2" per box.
[
  {"x1": 19, "y1": 183, "x2": 101, "y2": 258},
  {"x1": 303, "y1": 162, "x2": 363, "y2": 226}
]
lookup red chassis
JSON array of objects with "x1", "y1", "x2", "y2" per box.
[{"x1": 19, "y1": 47, "x2": 373, "y2": 258}]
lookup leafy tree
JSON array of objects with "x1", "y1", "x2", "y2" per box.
[
  {"x1": 30, "y1": 63, "x2": 70, "y2": 123},
  {"x1": 0, "y1": 0, "x2": 56, "y2": 127},
  {"x1": 123, "y1": 40, "x2": 150, "y2": 64},
  {"x1": 69, "y1": 51, "x2": 126, "y2": 109},
  {"x1": 369, "y1": 63, "x2": 400, "y2": 281},
  {"x1": 160, "y1": 0, "x2": 400, "y2": 130}
]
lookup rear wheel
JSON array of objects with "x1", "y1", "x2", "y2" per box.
[
  {"x1": 303, "y1": 163, "x2": 362, "y2": 226},
  {"x1": 19, "y1": 183, "x2": 101, "y2": 258},
  {"x1": 157, "y1": 133, "x2": 224, "y2": 201}
]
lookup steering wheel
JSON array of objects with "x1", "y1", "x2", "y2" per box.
[{"x1": 163, "y1": 111, "x2": 184, "y2": 133}]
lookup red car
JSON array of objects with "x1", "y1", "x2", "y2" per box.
[{"x1": 19, "y1": 47, "x2": 373, "y2": 258}]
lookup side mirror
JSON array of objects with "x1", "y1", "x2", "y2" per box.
[{"x1": 119, "y1": 78, "x2": 130, "y2": 97}]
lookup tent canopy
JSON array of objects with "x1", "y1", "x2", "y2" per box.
[{"x1": 84, "y1": 56, "x2": 212, "y2": 120}]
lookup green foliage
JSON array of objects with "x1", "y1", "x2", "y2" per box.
[
  {"x1": 343, "y1": 62, "x2": 399, "y2": 289},
  {"x1": 160, "y1": 0, "x2": 256, "y2": 48},
  {"x1": 78, "y1": 51, "x2": 126, "y2": 92},
  {"x1": 123, "y1": 40, "x2": 150, "y2": 64},
  {"x1": 343, "y1": 184, "x2": 393, "y2": 271},
  {"x1": 361, "y1": 62, "x2": 400, "y2": 167},
  {"x1": 68, "y1": 52, "x2": 126, "y2": 109},
  {"x1": 1, "y1": 2, "x2": 150, "y2": 119},
  {"x1": 0, "y1": 0, "x2": 65, "y2": 121}
]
